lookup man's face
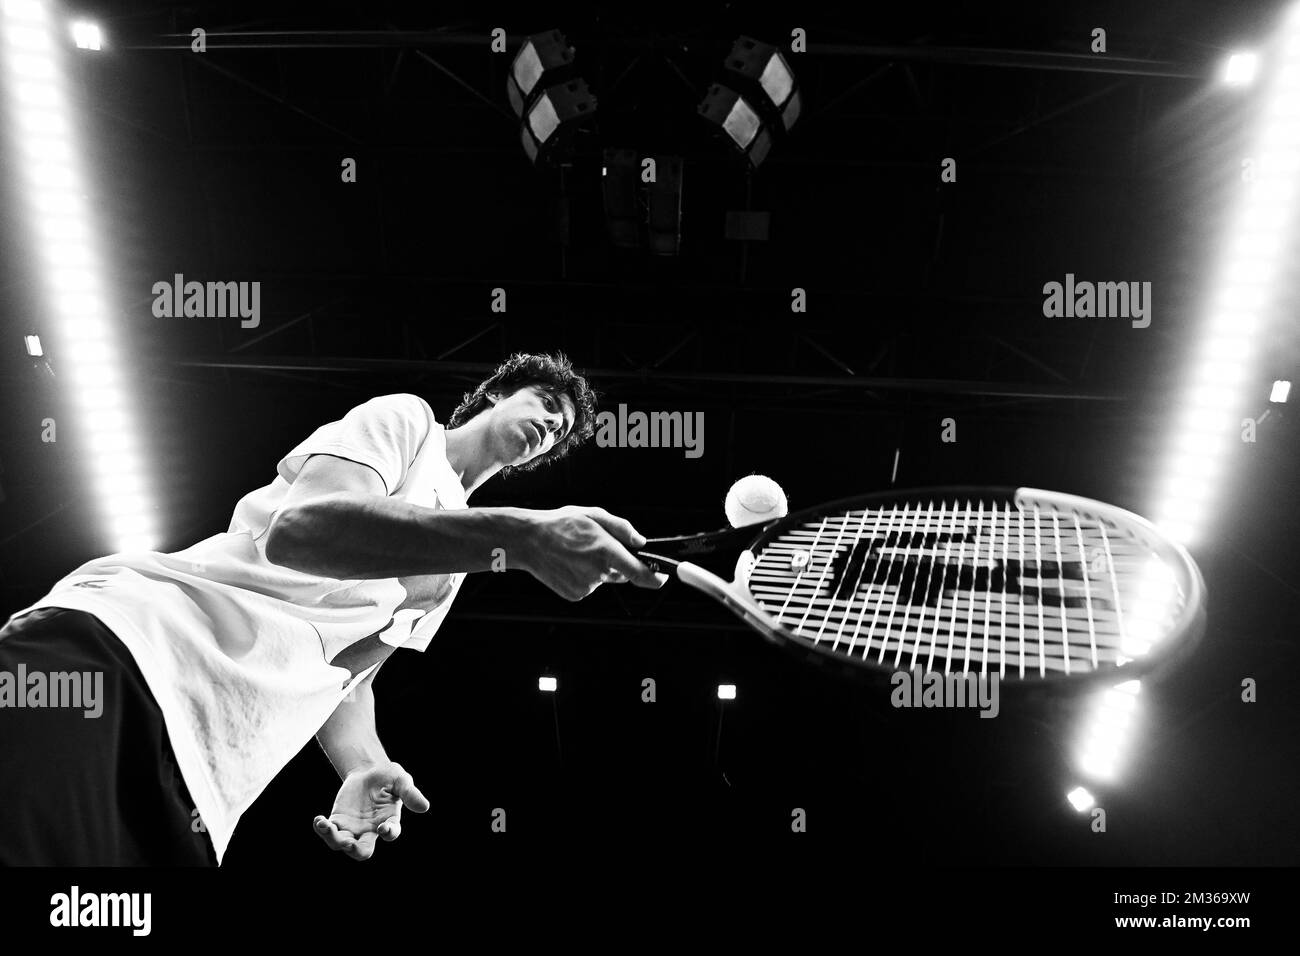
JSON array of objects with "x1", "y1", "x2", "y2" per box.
[{"x1": 488, "y1": 384, "x2": 577, "y2": 466}]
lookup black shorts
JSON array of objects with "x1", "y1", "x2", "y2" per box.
[{"x1": 0, "y1": 606, "x2": 217, "y2": 866}]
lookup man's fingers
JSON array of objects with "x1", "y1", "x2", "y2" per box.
[
  {"x1": 633, "y1": 571, "x2": 671, "y2": 590},
  {"x1": 583, "y1": 508, "x2": 646, "y2": 550},
  {"x1": 602, "y1": 544, "x2": 668, "y2": 589},
  {"x1": 314, "y1": 816, "x2": 357, "y2": 852},
  {"x1": 347, "y1": 831, "x2": 378, "y2": 861},
  {"x1": 378, "y1": 819, "x2": 402, "y2": 842},
  {"x1": 389, "y1": 768, "x2": 431, "y2": 813}
]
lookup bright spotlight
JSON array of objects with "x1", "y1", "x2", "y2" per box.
[
  {"x1": 91, "y1": 450, "x2": 142, "y2": 475},
  {"x1": 118, "y1": 533, "x2": 156, "y2": 552},
  {"x1": 1223, "y1": 51, "x2": 1260, "y2": 86},
  {"x1": 1151, "y1": 11, "x2": 1300, "y2": 548},
  {"x1": 110, "y1": 524, "x2": 158, "y2": 551},
  {"x1": 1066, "y1": 786, "x2": 1095, "y2": 812},
  {"x1": 107, "y1": 512, "x2": 154, "y2": 535},
  {"x1": 87, "y1": 431, "x2": 137, "y2": 455},
  {"x1": 71, "y1": 390, "x2": 124, "y2": 413},
  {"x1": 24, "y1": 334, "x2": 43, "y2": 356},
  {"x1": 699, "y1": 85, "x2": 771, "y2": 166},
  {"x1": 73, "y1": 364, "x2": 121, "y2": 389},
  {"x1": 1075, "y1": 681, "x2": 1142, "y2": 782},
  {"x1": 65, "y1": 340, "x2": 114, "y2": 365},
  {"x1": 7, "y1": 23, "x2": 50, "y2": 51},
  {"x1": 99, "y1": 473, "x2": 146, "y2": 497},
  {"x1": 538, "y1": 676, "x2": 557, "y2": 692},
  {"x1": 506, "y1": 31, "x2": 595, "y2": 168},
  {"x1": 724, "y1": 36, "x2": 802, "y2": 132},
  {"x1": 70, "y1": 21, "x2": 101, "y2": 51},
  {"x1": 26, "y1": 162, "x2": 77, "y2": 191},
  {"x1": 518, "y1": 80, "x2": 595, "y2": 166},
  {"x1": 717, "y1": 684, "x2": 737, "y2": 700},
  {"x1": 86, "y1": 407, "x2": 131, "y2": 433},
  {"x1": 1270, "y1": 379, "x2": 1291, "y2": 402},
  {"x1": 506, "y1": 30, "x2": 574, "y2": 117},
  {"x1": 2, "y1": 0, "x2": 48, "y2": 22},
  {"x1": 1078, "y1": 742, "x2": 1122, "y2": 780}
]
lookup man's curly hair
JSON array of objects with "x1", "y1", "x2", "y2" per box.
[{"x1": 447, "y1": 351, "x2": 598, "y2": 476}]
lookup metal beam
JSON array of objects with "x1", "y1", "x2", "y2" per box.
[
  {"x1": 117, "y1": 32, "x2": 1206, "y2": 79},
  {"x1": 806, "y1": 43, "x2": 1201, "y2": 78},
  {"x1": 172, "y1": 356, "x2": 1126, "y2": 400},
  {"x1": 185, "y1": 54, "x2": 362, "y2": 143},
  {"x1": 119, "y1": 30, "x2": 488, "y2": 50}
]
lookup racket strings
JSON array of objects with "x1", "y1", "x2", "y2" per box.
[{"x1": 748, "y1": 499, "x2": 1186, "y2": 679}]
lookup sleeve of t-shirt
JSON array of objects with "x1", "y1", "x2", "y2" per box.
[
  {"x1": 276, "y1": 393, "x2": 434, "y2": 495},
  {"x1": 399, "y1": 571, "x2": 467, "y2": 653}
]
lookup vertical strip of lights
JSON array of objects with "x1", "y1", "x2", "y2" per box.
[
  {"x1": 1070, "y1": 17, "x2": 1300, "y2": 789},
  {"x1": 1152, "y1": 5, "x2": 1300, "y2": 547},
  {"x1": 1075, "y1": 679, "x2": 1142, "y2": 783},
  {"x1": 2, "y1": 0, "x2": 158, "y2": 551}
]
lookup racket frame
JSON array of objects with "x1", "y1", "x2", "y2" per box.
[{"x1": 638, "y1": 486, "x2": 1207, "y2": 689}]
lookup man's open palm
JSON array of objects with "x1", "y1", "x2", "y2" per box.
[{"x1": 313, "y1": 761, "x2": 430, "y2": 860}]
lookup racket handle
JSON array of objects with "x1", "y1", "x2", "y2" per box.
[
  {"x1": 636, "y1": 551, "x2": 678, "y2": 575},
  {"x1": 636, "y1": 521, "x2": 775, "y2": 573}
]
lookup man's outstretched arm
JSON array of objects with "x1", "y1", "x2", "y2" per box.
[{"x1": 265, "y1": 453, "x2": 666, "y2": 600}]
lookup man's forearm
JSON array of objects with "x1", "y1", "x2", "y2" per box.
[
  {"x1": 267, "y1": 493, "x2": 534, "y2": 579},
  {"x1": 316, "y1": 682, "x2": 388, "y2": 780}
]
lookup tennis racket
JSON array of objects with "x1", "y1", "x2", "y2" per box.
[{"x1": 636, "y1": 487, "x2": 1206, "y2": 689}]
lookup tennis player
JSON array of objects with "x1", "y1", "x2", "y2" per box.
[{"x1": 0, "y1": 352, "x2": 665, "y2": 866}]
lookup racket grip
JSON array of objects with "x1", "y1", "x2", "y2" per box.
[
  {"x1": 635, "y1": 551, "x2": 678, "y2": 575},
  {"x1": 635, "y1": 522, "x2": 774, "y2": 573}
]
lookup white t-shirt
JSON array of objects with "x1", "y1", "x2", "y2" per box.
[{"x1": 4, "y1": 393, "x2": 468, "y2": 865}]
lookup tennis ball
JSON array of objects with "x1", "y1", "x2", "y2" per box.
[{"x1": 724, "y1": 474, "x2": 789, "y2": 528}]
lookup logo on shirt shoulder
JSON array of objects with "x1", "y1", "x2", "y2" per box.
[{"x1": 70, "y1": 579, "x2": 109, "y2": 590}]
